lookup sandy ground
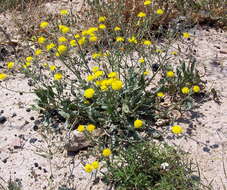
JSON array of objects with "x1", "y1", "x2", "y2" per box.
[{"x1": 0, "y1": 1, "x2": 227, "y2": 190}]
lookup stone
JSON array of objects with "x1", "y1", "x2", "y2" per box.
[{"x1": 0, "y1": 116, "x2": 7, "y2": 124}]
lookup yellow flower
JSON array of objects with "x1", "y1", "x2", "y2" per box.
[
  {"x1": 78, "y1": 37, "x2": 86, "y2": 45},
  {"x1": 99, "y1": 24, "x2": 106, "y2": 29},
  {"x1": 77, "y1": 125, "x2": 85, "y2": 132},
  {"x1": 49, "y1": 65, "x2": 56, "y2": 71},
  {"x1": 102, "y1": 148, "x2": 112, "y2": 157},
  {"x1": 84, "y1": 100, "x2": 90, "y2": 104},
  {"x1": 7, "y1": 62, "x2": 14, "y2": 69},
  {"x1": 46, "y1": 43, "x2": 56, "y2": 51},
  {"x1": 181, "y1": 87, "x2": 190, "y2": 94},
  {"x1": 166, "y1": 71, "x2": 175, "y2": 78},
  {"x1": 91, "y1": 161, "x2": 99, "y2": 169},
  {"x1": 89, "y1": 35, "x2": 98, "y2": 42},
  {"x1": 156, "y1": 9, "x2": 164, "y2": 15},
  {"x1": 86, "y1": 74, "x2": 95, "y2": 81},
  {"x1": 183, "y1": 32, "x2": 190, "y2": 39},
  {"x1": 144, "y1": 71, "x2": 150, "y2": 75},
  {"x1": 88, "y1": 27, "x2": 98, "y2": 33},
  {"x1": 60, "y1": 9, "x2": 69, "y2": 15},
  {"x1": 100, "y1": 85, "x2": 108, "y2": 91},
  {"x1": 94, "y1": 70, "x2": 104, "y2": 78},
  {"x1": 35, "y1": 49, "x2": 42, "y2": 56},
  {"x1": 157, "y1": 92, "x2": 164, "y2": 97},
  {"x1": 111, "y1": 80, "x2": 123, "y2": 90},
  {"x1": 74, "y1": 34, "x2": 80, "y2": 39},
  {"x1": 70, "y1": 40, "x2": 76, "y2": 47},
  {"x1": 116, "y1": 36, "x2": 124, "y2": 42},
  {"x1": 128, "y1": 36, "x2": 137, "y2": 44},
  {"x1": 108, "y1": 72, "x2": 117, "y2": 78},
  {"x1": 59, "y1": 25, "x2": 70, "y2": 33},
  {"x1": 86, "y1": 124, "x2": 96, "y2": 132},
  {"x1": 84, "y1": 88, "x2": 95, "y2": 98},
  {"x1": 58, "y1": 36, "x2": 67, "y2": 43},
  {"x1": 92, "y1": 52, "x2": 102, "y2": 59},
  {"x1": 144, "y1": 0, "x2": 151, "y2": 5},
  {"x1": 98, "y1": 16, "x2": 106, "y2": 22},
  {"x1": 25, "y1": 62, "x2": 31, "y2": 67},
  {"x1": 57, "y1": 45, "x2": 67, "y2": 55},
  {"x1": 193, "y1": 85, "x2": 200, "y2": 93},
  {"x1": 137, "y1": 12, "x2": 146, "y2": 18},
  {"x1": 138, "y1": 58, "x2": 145, "y2": 63},
  {"x1": 26, "y1": 56, "x2": 33, "y2": 62},
  {"x1": 171, "y1": 51, "x2": 177, "y2": 55},
  {"x1": 37, "y1": 36, "x2": 46, "y2": 44},
  {"x1": 156, "y1": 49, "x2": 163, "y2": 53},
  {"x1": 84, "y1": 164, "x2": 93, "y2": 173},
  {"x1": 171, "y1": 125, "x2": 183, "y2": 134},
  {"x1": 143, "y1": 40, "x2": 152, "y2": 46},
  {"x1": 114, "y1": 26, "x2": 121, "y2": 31},
  {"x1": 39, "y1": 21, "x2": 49, "y2": 29},
  {"x1": 54, "y1": 73, "x2": 63, "y2": 80},
  {"x1": 134, "y1": 119, "x2": 143, "y2": 128},
  {"x1": 42, "y1": 63, "x2": 49, "y2": 67},
  {"x1": 92, "y1": 66, "x2": 100, "y2": 72},
  {"x1": 0, "y1": 73, "x2": 8, "y2": 80}
]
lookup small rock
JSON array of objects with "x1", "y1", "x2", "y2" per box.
[
  {"x1": 203, "y1": 147, "x2": 210, "y2": 152},
  {"x1": 30, "y1": 116, "x2": 35, "y2": 120},
  {"x1": 0, "y1": 110, "x2": 3, "y2": 114},
  {"x1": 0, "y1": 116, "x2": 7, "y2": 124},
  {"x1": 26, "y1": 108, "x2": 31, "y2": 112},
  {"x1": 33, "y1": 125, "x2": 39, "y2": 131},
  {"x1": 29, "y1": 138, "x2": 37, "y2": 144},
  {"x1": 12, "y1": 113, "x2": 17, "y2": 117},
  {"x1": 34, "y1": 163, "x2": 39, "y2": 167},
  {"x1": 210, "y1": 144, "x2": 219, "y2": 149}
]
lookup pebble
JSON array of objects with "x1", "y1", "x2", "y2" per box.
[
  {"x1": 0, "y1": 116, "x2": 7, "y2": 124},
  {"x1": 33, "y1": 125, "x2": 39, "y2": 131},
  {"x1": 12, "y1": 113, "x2": 17, "y2": 117},
  {"x1": 29, "y1": 138, "x2": 37, "y2": 144},
  {"x1": 203, "y1": 147, "x2": 210, "y2": 152},
  {"x1": 210, "y1": 144, "x2": 219, "y2": 149},
  {"x1": 26, "y1": 108, "x2": 31, "y2": 112}
]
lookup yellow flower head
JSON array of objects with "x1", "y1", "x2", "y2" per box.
[
  {"x1": 108, "y1": 72, "x2": 117, "y2": 78},
  {"x1": 84, "y1": 164, "x2": 93, "y2": 173},
  {"x1": 143, "y1": 40, "x2": 152, "y2": 46},
  {"x1": 166, "y1": 71, "x2": 175, "y2": 78},
  {"x1": 137, "y1": 12, "x2": 146, "y2": 18},
  {"x1": 26, "y1": 56, "x2": 33, "y2": 62},
  {"x1": 54, "y1": 73, "x2": 63, "y2": 80},
  {"x1": 111, "y1": 80, "x2": 123, "y2": 90},
  {"x1": 84, "y1": 88, "x2": 95, "y2": 98},
  {"x1": 25, "y1": 62, "x2": 31, "y2": 67},
  {"x1": 114, "y1": 26, "x2": 121, "y2": 31},
  {"x1": 134, "y1": 119, "x2": 143, "y2": 128},
  {"x1": 100, "y1": 85, "x2": 108, "y2": 91},
  {"x1": 171, "y1": 51, "x2": 177, "y2": 55},
  {"x1": 89, "y1": 35, "x2": 98, "y2": 42},
  {"x1": 193, "y1": 85, "x2": 200, "y2": 93},
  {"x1": 70, "y1": 40, "x2": 76, "y2": 47},
  {"x1": 86, "y1": 74, "x2": 95, "y2": 81},
  {"x1": 49, "y1": 65, "x2": 56, "y2": 71},
  {"x1": 40, "y1": 21, "x2": 49, "y2": 29},
  {"x1": 157, "y1": 92, "x2": 164, "y2": 97},
  {"x1": 57, "y1": 45, "x2": 67, "y2": 55},
  {"x1": 92, "y1": 66, "x2": 100, "y2": 72},
  {"x1": 77, "y1": 125, "x2": 85, "y2": 132},
  {"x1": 99, "y1": 24, "x2": 106, "y2": 30},
  {"x1": 181, "y1": 87, "x2": 190, "y2": 94},
  {"x1": 60, "y1": 9, "x2": 69, "y2": 15},
  {"x1": 92, "y1": 52, "x2": 102, "y2": 59},
  {"x1": 7, "y1": 62, "x2": 14, "y2": 69},
  {"x1": 171, "y1": 125, "x2": 183, "y2": 134},
  {"x1": 91, "y1": 161, "x2": 99, "y2": 169},
  {"x1": 144, "y1": 0, "x2": 151, "y2": 5},
  {"x1": 59, "y1": 25, "x2": 70, "y2": 33},
  {"x1": 86, "y1": 124, "x2": 96, "y2": 132},
  {"x1": 128, "y1": 36, "x2": 137, "y2": 44},
  {"x1": 58, "y1": 36, "x2": 67, "y2": 43},
  {"x1": 0, "y1": 73, "x2": 8, "y2": 80},
  {"x1": 138, "y1": 58, "x2": 145, "y2": 63},
  {"x1": 98, "y1": 16, "x2": 106, "y2": 22},
  {"x1": 74, "y1": 34, "x2": 80, "y2": 39},
  {"x1": 37, "y1": 36, "x2": 46, "y2": 44},
  {"x1": 35, "y1": 49, "x2": 42, "y2": 56},
  {"x1": 183, "y1": 32, "x2": 190, "y2": 39},
  {"x1": 116, "y1": 36, "x2": 124, "y2": 42},
  {"x1": 46, "y1": 43, "x2": 56, "y2": 51},
  {"x1": 94, "y1": 70, "x2": 104, "y2": 78},
  {"x1": 156, "y1": 9, "x2": 164, "y2": 15},
  {"x1": 78, "y1": 37, "x2": 86, "y2": 45},
  {"x1": 102, "y1": 148, "x2": 112, "y2": 157},
  {"x1": 144, "y1": 71, "x2": 150, "y2": 75}
]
